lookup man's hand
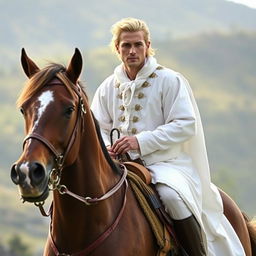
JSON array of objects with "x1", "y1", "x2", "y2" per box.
[
  {"x1": 106, "y1": 145, "x2": 116, "y2": 158},
  {"x1": 110, "y1": 136, "x2": 139, "y2": 155}
]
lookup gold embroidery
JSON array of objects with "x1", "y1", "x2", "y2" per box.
[
  {"x1": 149, "y1": 73, "x2": 157, "y2": 78},
  {"x1": 137, "y1": 92, "x2": 144, "y2": 99},
  {"x1": 118, "y1": 116, "x2": 125, "y2": 122},
  {"x1": 119, "y1": 105, "x2": 125, "y2": 111},
  {"x1": 134, "y1": 104, "x2": 142, "y2": 111},
  {"x1": 132, "y1": 116, "x2": 139, "y2": 123},
  {"x1": 131, "y1": 128, "x2": 137, "y2": 134},
  {"x1": 142, "y1": 81, "x2": 150, "y2": 88},
  {"x1": 156, "y1": 66, "x2": 164, "y2": 70}
]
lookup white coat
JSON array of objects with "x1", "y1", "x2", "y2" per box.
[{"x1": 91, "y1": 56, "x2": 245, "y2": 255}]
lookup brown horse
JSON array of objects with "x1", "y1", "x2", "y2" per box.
[
  {"x1": 11, "y1": 48, "x2": 158, "y2": 256},
  {"x1": 11, "y1": 48, "x2": 256, "y2": 256}
]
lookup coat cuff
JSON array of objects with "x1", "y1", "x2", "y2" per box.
[{"x1": 135, "y1": 131, "x2": 156, "y2": 156}]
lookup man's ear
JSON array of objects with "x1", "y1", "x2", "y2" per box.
[
  {"x1": 146, "y1": 41, "x2": 151, "y2": 57},
  {"x1": 115, "y1": 44, "x2": 120, "y2": 54}
]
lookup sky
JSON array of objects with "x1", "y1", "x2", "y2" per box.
[{"x1": 228, "y1": 0, "x2": 256, "y2": 8}]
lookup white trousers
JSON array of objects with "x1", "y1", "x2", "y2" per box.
[{"x1": 156, "y1": 183, "x2": 192, "y2": 220}]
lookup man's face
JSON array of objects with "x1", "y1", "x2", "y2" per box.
[{"x1": 116, "y1": 31, "x2": 150, "y2": 72}]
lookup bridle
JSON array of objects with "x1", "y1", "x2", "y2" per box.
[
  {"x1": 22, "y1": 78, "x2": 87, "y2": 206},
  {"x1": 22, "y1": 77, "x2": 128, "y2": 255}
]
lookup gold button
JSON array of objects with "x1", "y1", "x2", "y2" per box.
[
  {"x1": 132, "y1": 116, "x2": 139, "y2": 123},
  {"x1": 142, "y1": 81, "x2": 150, "y2": 88},
  {"x1": 118, "y1": 116, "x2": 125, "y2": 122},
  {"x1": 149, "y1": 72, "x2": 157, "y2": 78},
  {"x1": 119, "y1": 105, "x2": 125, "y2": 111},
  {"x1": 137, "y1": 92, "x2": 144, "y2": 99},
  {"x1": 131, "y1": 128, "x2": 137, "y2": 134},
  {"x1": 134, "y1": 104, "x2": 142, "y2": 111},
  {"x1": 115, "y1": 83, "x2": 120, "y2": 88},
  {"x1": 117, "y1": 93, "x2": 122, "y2": 99}
]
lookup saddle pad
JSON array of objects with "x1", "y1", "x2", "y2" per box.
[{"x1": 124, "y1": 161, "x2": 151, "y2": 184}]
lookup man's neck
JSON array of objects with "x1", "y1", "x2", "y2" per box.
[
  {"x1": 125, "y1": 68, "x2": 137, "y2": 80},
  {"x1": 124, "y1": 63, "x2": 145, "y2": 80}
]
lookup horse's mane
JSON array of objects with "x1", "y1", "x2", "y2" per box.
[
  {"x1": 92, "y1": 113, "x2": 122, "y2": 175},
  {"x1": 17, "y1": 63, "x2": 87, "y2": 108}
]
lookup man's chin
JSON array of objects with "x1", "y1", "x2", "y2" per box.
[{"x1": 126, "y1": 61, "x2": 143, "y2": 69}]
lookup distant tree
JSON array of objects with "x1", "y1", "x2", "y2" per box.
[
  {"x1": 0, "y1": 240, "x2": 8, "y2": 256},
  {"x1": 8, "y1": 234, "x2": 32, "y2": 256},
  {"x1": 212, "y1": 168, "x2": 240, "y2": 202}
]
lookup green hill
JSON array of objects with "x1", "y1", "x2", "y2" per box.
[{"x1": 1, "y1": 0, "x2": 256, "y2": 65}]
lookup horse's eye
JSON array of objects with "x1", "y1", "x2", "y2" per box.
[
  {"x1": 20, "y1": 108, "x2": 24, "y2": 115},
  {"x1": 64, "y1": 106, "x2": 75, "y2": 118}
]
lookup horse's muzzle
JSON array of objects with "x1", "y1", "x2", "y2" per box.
[{"x1": 11, "y1": 161, "x2": 49, "y2": 202}]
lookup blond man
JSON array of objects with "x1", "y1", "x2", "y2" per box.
[{"x1": 91, "y1": 17, "x2": 245, "y2": 256}]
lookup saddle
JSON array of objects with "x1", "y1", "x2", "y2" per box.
[
  {"x1": 109, "y1": 129, "x2": 178, "y2": 254},
  {"x1": 123, "y1": 160, "x2": 179, "y2": 256}
]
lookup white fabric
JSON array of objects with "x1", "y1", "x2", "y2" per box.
[
  {"x1": 114, "y1": 57, "x2": 158, "y2": 107},
  {"x1": 91, "y1": 56, "x2": 245, "y2": 255},
  {"x1": 156, "y1": 183, "x2": 192, "y2": 220}
]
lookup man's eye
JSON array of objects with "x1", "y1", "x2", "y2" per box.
[{"x1": 122, "y1": 43, "x2": 130, "y2": 48}]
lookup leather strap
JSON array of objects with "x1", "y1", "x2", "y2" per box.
[
  {"x1": 23, "y1": 133, "x2": 61, "y2": 160},
  {"x1": 60, "y1": 164, "x2": 128, "y2": 205},
  {"x1": 49, "y1": 180, "x2": 128, "y2": 256}
]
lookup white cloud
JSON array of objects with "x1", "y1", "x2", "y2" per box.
[{"x1": 227, "y1": 0, "x2": 256, "y2": 9}]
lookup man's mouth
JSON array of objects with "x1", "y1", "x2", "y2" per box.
[{"x1": 127, "y1": 57, "x2": 138, "y2": 61}]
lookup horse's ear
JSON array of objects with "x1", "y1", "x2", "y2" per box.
[
  {"x1": 66, "y1": 48, "x2": 83, "y2": 84},
  {"x1": 21, "y1": 48, "x2": 40, "y2": 78}
]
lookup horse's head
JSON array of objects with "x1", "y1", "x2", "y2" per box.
[{"x1": 11, "y1": 48, "x2": 86, "y2": 203}]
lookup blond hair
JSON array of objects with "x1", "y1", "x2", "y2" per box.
[{"x1": 110, "y1": 17, "x2": 155, "y2": 57}]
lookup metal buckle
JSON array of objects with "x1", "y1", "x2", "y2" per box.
[
  {"x1": 58, "y1": 185, "x2": 67, "y2": 195},
  {"x1": 48, "y1": 168, "x2": 61, "y2": 191},
  {"x1": 56, "y1": 155, "x2": 64, "y2": 168},
  {"x1": 80, "y1": 98, "x2": 86, "y2": 114},
  {"x1": 34, "y1": 201, "x2": 45, "y2": 207}
]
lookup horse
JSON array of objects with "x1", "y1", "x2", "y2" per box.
[
  {"x1": 11, "y1": 48, "x2": 158, "y2": 256},
  {"x1": 11, "y1": 48, "x2": 256, "y2": 256}
]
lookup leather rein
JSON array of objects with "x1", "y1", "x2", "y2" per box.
[{"x1": 22, "y1": 78, "x2": 128, "y2": 255}]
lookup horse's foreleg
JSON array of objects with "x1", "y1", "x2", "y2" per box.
[{"x1": 219, "y1": 188, "x2": 252, "y2": 256}]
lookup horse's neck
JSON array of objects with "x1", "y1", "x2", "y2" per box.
[{"x1": 51, "y1": 110, "x2": 122, "y2": 250}]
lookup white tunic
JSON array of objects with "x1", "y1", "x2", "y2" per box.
[{"x1": 91, "y1": 57, "x2": 245, "y2": 255}]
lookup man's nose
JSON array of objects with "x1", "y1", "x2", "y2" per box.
[{"x1": 129, "y1": 46, "x2": 136, "y2": 54}]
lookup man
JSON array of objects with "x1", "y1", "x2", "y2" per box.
[{"x1": 91, "y1": 17, "x2": 245, "y2": 255}]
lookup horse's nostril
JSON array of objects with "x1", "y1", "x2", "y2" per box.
[
  {"x1": 11, "y1": 164, "x2": 19, "y2": 185},
  {"x1": 30, "y1": 162, "x2": 46, "y2": 185}
]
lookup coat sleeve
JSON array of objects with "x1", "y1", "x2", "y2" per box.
[
  {"x1": 135, "y1": 74, "x2": 196, "y2": 157},
  {"x1": 91, "y1": 83, "x2": 113, "y2": 147}
]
